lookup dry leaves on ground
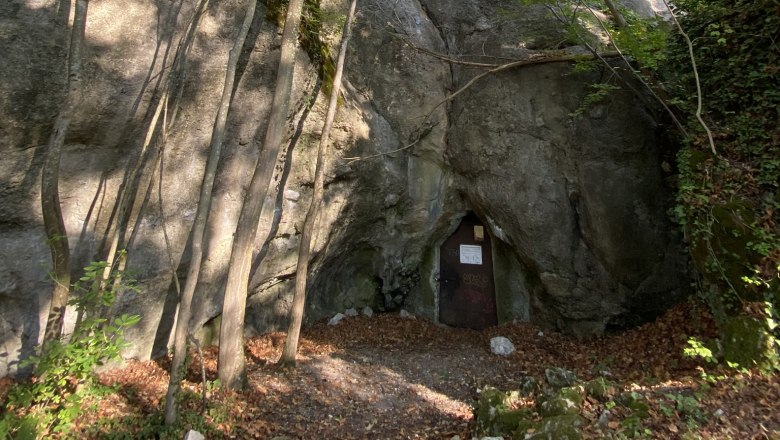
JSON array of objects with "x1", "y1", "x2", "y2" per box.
[{"x1": 3, "y1": 300, "x2": 778, "y2": 439}]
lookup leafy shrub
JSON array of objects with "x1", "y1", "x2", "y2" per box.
[
  {"x1": 0, "y1": 257, "x2": 141, "y2": 438},
  {"x1": 669, "y1": 0, "x2": 779, "y2": 369}
]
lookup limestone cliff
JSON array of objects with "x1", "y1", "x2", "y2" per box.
[{"x1": 0, "y1": 0, "x2": 688, "y2": 376}]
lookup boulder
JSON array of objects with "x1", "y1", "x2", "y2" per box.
[{"x1": 0, "y1": 0, "x2": 690, "y2": 376}]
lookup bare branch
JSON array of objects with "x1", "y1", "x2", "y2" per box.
[{"x1": 661, "y1": 0, "x2": 718, "y2": 156}]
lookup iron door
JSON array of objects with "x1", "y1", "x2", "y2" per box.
[{"x1": 439, "y1": 213, "x2": 497, "y2": 329}]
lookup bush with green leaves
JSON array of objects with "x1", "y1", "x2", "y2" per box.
[
  {"x1": 0, "y1": 257, "x2": 141, "y2": 438},
  {"x1": 668, "y1": 0, "x2": 779, "y2": 369}
]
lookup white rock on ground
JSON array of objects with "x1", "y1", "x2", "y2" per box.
[
  {"x1": 183, "y1": 430, "x2": 205, "y2": 440},
  {"x1": 490, "y1": 336, "x2": 515, "y2": 356},
  {"x1": 328, "y1": 313, "x2": 345, "y2": 326},
  {"x1": 362, "y1": 306, "x2": 373, "y2": 317},
  {"x1": 399, "y1": 309, "x2": 414, "y2": 319},
  {"x1": 344, "y1": 308, "x2": 358, "y2": 317}
]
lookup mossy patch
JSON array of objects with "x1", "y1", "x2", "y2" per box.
[
  {"x1": 583, "y1": 377, "x2": 617, "y2": 402},
  {"x1": 536, "y1": 386, "x2": 583, "y2": 417},
  {"x1": 474, "y1": 386, "x2": 532, "y2": 436},
  {"x1": 262, "y1": 0, "x2": 338, "y2": 98},
  {"x1": 516, "y1": 414, "x2": 585, "y2": 440},
  {"x1": 721, "y1": 315, "x2": 779, "y2": 371}
]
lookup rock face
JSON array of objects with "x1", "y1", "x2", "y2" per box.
[{"x1": 0, "y1": 0, "x2": 688, "y2": 376}]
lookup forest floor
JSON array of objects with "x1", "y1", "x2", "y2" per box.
[{"x1": 3, "y1": 300, "x2": 779, "y2": 439}]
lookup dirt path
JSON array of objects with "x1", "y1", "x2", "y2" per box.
[{"x1": 68, "y1": 301, "x2": 780, "y2": 438}]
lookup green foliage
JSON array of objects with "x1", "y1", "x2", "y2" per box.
[
  {"x1": 0, "y1": 257, "x2": 141, "y2": 438},
  {"x1": 612, "y1": 11, "x2": 668, "y2": 69},
  {"x1": 263, "y1": 0, "x2": 339, "y2": 98},
  {"x1": 663, "y1": 392, "x2": 704, "y2": 422},
  {"x1": 683, "y1": 337, "x2": 717, "y2": 364},
  {"x1": 570, "y1": 82, "x2": 620, "y2": 118},
  {"x1": 669, "y1": 0, "x2": 780, "y2": 364}
]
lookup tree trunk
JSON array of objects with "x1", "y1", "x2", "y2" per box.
[
  {"x1": 279, "y1": 0, "x2": 358, "y2": 367},
  {"x1": 164, "y1": 0, "x2": 253, "y2": 424},
  {"x1": 218, "y1": 0, "x2": 305, "y2": 390},
  {"x1": 41, "y1": 0, "x2": 89, "y2": 347},
  {"x1": 603, "y1": 0, "x2": 627, "y2": 28}
]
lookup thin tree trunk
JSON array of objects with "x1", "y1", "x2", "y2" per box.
[
  {"x1": 99, "y1": 0, "x2": 207, "y2": 289},
  {"x1": 218, "y1": 0, "x2": 305, "y2": 390},
  {"x1": 41, "y1": 0, "x2": 89, "y2": 347},
  {"x1": 279, "y1": 0, "x2": 358, "y2": 366},
  {"x1": 164, "y1": 0, "x2": 254, "y2": 424},
  {"x1": 603, "y1": 0, "x2": 627, "y2": 28}
]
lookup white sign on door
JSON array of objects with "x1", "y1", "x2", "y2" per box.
[{"x1": 459, "y1": 245, "x2": 483, "y2": 265}]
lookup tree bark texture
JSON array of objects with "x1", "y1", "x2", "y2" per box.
[
  {"x1": 41, "y1": 0, "x2": 89, "y2": 347},
  {"x1": 603, "y1": 0, "x2": 627, "y2": 28},
  {"x1": 218, "y1": 0, "x2": 305, "y2": 389},
  {"x1": 279, "y1": 0, "x2": 358, "y2": 366},
  {"x1": 164, "y1": 0, "x2": 251, "y2": 424}
]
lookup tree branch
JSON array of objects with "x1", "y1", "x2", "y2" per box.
[{"x1": 661, "y1": 0, "x2": 718, "y2": 157}]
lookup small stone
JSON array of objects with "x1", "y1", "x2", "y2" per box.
[
  {"x1": 545, "y1": 367, "x2": 578, "y2": 388},
  {"x1": 399, "y1": 309, "x2": 413, "y2": 318},
  {"x1": 328, "y1": 313, "x2": 345, "y2": 326},
  {"x1": 183, "y1": 430, "x2": 205, "y2": 440},
  {"x1": 537, "y1": 331, "x2": 544, "y2": 337},
  {"x1": 714, "y1": 408, "x2": 724, "y2": 418},
  {"x1": 362, "y1": 306, "x2": 373, "y2": 317},
  {"x1": 344, "y1": 308, "x2": 358, "y2": 317},
  {"x1": 597, "y1": 409, "x2": 611, "y2": 426},
  {"x1": 490, "y1": 336, "x2": 515, "y2": 356}
]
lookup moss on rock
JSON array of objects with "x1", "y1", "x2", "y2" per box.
[
  {"x1": 515, "y1": 414, "x2": 586, "y2": 440},
  {"x1": 722, "y1": 315, "x2": 779, "y2": 371},
  {"x1": 474, "y1": 386, "x2": 531, "y2": 436},
  {"x1": 536, "y1": 386, "x2": 583, "y2": 417},
  {"x1": 583, "y1": 377, "x2": 616, "y2": 402}
]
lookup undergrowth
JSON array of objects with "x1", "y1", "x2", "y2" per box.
[{"x1": 0, "y1": 258, "x2": 141, "y2": 438}]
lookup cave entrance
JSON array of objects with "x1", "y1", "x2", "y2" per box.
[{"x1": 439, "y1": 213, "x2": 497, "y2": 329}]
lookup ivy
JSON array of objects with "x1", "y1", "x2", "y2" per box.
[{"x1": 670, "y1": 0, "x2": 779, "y2": 298}]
